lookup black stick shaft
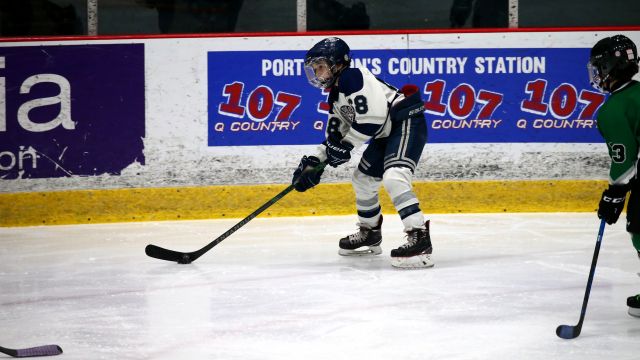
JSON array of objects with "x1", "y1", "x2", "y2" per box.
[
  {"x1": 556, "y1": 219, "x2": 606, "y2": 339},
  {"x1": 146, "y1": 161, "x2": 327, "y2": 263},
  {"x1": 576, "y1": 219, "x2": 606, "y2": 325},
  {"x1": 189, "y1": 184, "x2": 296, "y2": 261}
]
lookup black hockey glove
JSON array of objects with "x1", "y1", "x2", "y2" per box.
[
  {"x1": 292, "y1": 155, "x2": 325, "y2": 192},
  {"x1": 323, "y1": 136, "x2": 354, "y2": 168},
  {"x1": 597, "y1": 184, "x2": 628, "y2": 225}
]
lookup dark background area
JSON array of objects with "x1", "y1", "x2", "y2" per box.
[{"x1": 0, "y1": 0, "x2": 639, "y2": 37}]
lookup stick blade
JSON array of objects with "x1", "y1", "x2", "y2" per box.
[
  {"x1": 145, "y1": 244, "x2": 191, "y2": 264},
  {"x1": 14, "y1": 345, "x2": 63, "y2": 357},
  {"x1": 556, "y1": 324, "x2": 580, "y2": 339}
]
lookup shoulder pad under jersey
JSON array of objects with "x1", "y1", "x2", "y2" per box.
[{"x1": 338, "y1": 68, "x2": 364, "y2": 96}]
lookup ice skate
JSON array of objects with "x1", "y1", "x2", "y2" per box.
[
  {"x1": 628, "y1": 294, "x2": 640, "y2": 317},
  {"x1": 390, "y1": 220, "x2": 434, "y2": 269},
  {"x1": 338, "y1": 216, "x2": 383, "y2": 256}
]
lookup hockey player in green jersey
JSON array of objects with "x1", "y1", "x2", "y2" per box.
[{"x1": 588, "y1": 34, "x2": 640, "y2": 317}]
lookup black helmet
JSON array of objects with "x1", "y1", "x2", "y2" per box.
[
  {"x1": 588, "y1": 34, "x2": 639, "y2": 92},
  {"x1": 304, "y1": 37, "x2": 351, "y2": 89}
]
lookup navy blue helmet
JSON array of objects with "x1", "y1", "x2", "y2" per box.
[
  {"x1": 588, "y1": 34, "x2": 639, "y2": 92},
  {"x1": 304, "y1": 37, "x2": 351, "y2": 89}
]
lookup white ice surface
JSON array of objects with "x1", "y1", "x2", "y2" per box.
[{"x1": 1, "y1": 213, "x2": 638, "y2": 360}]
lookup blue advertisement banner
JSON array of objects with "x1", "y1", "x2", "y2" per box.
[
  {"x1": 0, "y1": 44, "x2": 145, "y2": 179},
  {"x1": 208, "y1": 47, "x2": 606, "y2": 146}
]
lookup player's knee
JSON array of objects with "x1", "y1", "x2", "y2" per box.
[
  {"x1": 352, "y1": 168, "x2": 380, "y2": 195},
  {"x1": 382, "y1": 166, "x2": 413, "y2": 197}
]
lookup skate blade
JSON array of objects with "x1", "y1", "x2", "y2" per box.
[
  {"x1": 338, "y1": 245, "x2": 382, "y2": 256},
  {"x1": 629, "y1": 307, "x2": 640, "y2": 318},
  {"x1": 391, "y1": 254, "x2": 434, "y2": 269}
]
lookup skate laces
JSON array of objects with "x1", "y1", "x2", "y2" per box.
[
  {"x1": 399, "y1": 231, "x2": 419, "y2": 249},
  {"x1": 346, "y1": 224, "x2": 370, "y2": 244}
]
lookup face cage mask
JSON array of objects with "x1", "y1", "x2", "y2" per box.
[
  {"x1": 587, "y1": 61, "x2": 609, "y2": 92},
  {"x1": 304, "y1": 58, "x2": 336, "y2": 89}
]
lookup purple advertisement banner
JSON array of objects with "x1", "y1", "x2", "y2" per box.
[{"x1": 0, "y1": 43, "x2": 145, "y2": 179}]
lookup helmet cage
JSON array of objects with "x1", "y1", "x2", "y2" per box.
[
  {"x1": 587, "y1": 58, "x2": 609, "y2": 92},
  {"x1": 304, "y1": 56, "x2": 338, "y2": 89}
]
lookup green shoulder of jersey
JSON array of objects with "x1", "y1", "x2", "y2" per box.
[{"x1": 596, "y1": 80, "x2": 640, "y2": 185}]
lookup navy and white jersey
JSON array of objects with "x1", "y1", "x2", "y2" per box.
[{"x1": 314, "y1": 67, "x2": 404, "y2": 161}]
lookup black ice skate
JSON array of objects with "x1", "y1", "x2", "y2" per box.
[
  {"x1": 628, "y1": 294, "x2": 640, "y2": 317},
  {"x1": 390, "y1": 220, "x2": 434, "y2": 269},
  {"x1": 338, "y1": 216, "x2": 383, "y2": 256}
]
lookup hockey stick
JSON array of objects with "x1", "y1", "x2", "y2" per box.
[
  {"x1": 0, "y1": 345, "x2": 62, "y2": 358},
  {"x1": 145, "y1": 162, "x2": 326, "y2": 264},
  {"x1": 556, "y1": 219, "x2": 606, "y2": 339}
]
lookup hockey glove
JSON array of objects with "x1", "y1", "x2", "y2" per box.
[
  {"x1": 597, "y1": 184, "x2": 628, "y2": 224},
  {"x1": 292, "y1": 155, "x2": 325, "y2": 192},
  {"x1": 323, "y1": 136, "x2": 354, "y2": 168}
]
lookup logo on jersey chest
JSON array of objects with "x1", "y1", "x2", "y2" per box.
[{"x1": 339, "y1": 105, "x2": 356, "y2": 122}]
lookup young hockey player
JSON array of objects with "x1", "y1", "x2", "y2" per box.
[
  {"x1": 588, "y1": 34, "x2": 640, "y2": 316},
  {"x1": 291, "y1": 37, "x2": 433, "y2": 268}
]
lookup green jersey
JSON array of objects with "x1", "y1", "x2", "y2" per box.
[{"x1": 596, "y1": 80, "x2": 640, "y2": 185}]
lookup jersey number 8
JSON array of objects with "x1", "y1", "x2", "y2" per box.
[{"x1": 354, "y1": 95, "x2": 368, "y2": 114}]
